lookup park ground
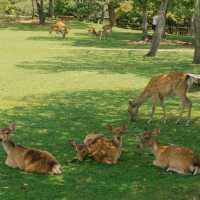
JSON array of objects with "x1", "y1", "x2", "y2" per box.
[{"x1": 0, "y1": 20, "x2": 200, "y2": 200}]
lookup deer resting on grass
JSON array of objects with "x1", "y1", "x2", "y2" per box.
[
  {"x1": 0, "y1": 124, "x2": 63, "y2": 175},
  {"x1": 138, "y1": 128, "x2": 200, "y2": 175},
  {"x1": 128, "y1": 72, "x2": 200, "y2": 124},
  {"x1": 70, "y1": 124, "x2": 127, "y2": 164},
  {"x1": 49, "y1": 20, "x2": 69, "y2": 38}
]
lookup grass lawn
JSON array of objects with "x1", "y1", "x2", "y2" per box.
[{"x1": 0, "y1": 20, "x2": 200, "y2": 200}]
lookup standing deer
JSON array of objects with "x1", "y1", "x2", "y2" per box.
[
  {"x1": 102, "y1": 24, "x2": 113, "y2": 34},
  {"x1": 128, "y1": 72, "x2": 200, "y2": 124},
  {"x1": 88, "y1": 25, "x2": 111, "y2": 40},
  {"x1": 70, "y1": 124, "x2": 127, "y2": 164},
  {"x1": 0, "y1": 124, "x2": 63, "y2": 175},
  {"x1": 138, "y1": 128, "x2": 200, "y2": 175},
  {"x1": 49, "y1": 20, "x2": 69, "y2": 38}
]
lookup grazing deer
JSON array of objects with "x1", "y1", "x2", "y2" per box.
[
  {"x1": 128, "y1": 72, "x2": 200, "y2": 124},
  {"x1": 49, "y1": 20, "x2": 68, "y2": 38},
  {"x1": 88, "y1": 27, "x2": 99, "y2": 36},
  {"x1": 138, "y1": 128, "x2": 200, "y2": 175},
  {"x1": 88, "y1": 26, "x2": 109, "y2": 40},
  {"x1": 70, "y1": 124, "x2": 127, "y2": 164},
  {"x1": 102, "y1": 24, "x2": 113, "y2": 34},
  {"x1": 0, "y1": 124, "x2": 63, "y2": 175}
]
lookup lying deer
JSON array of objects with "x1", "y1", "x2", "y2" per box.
[
  {"x1": 70, "y1": 124, "x2": 127, "y2": 164},
  {"x1": 0, "y1": 124, "x2": 63, "y2": 175},
  {"x1": 49, "y1": 20, "x2": 69, "y2": 38},
  {"x1": 138, "y1": 128, "x2": 200, "y2": 175},
  {"x1": 128, "y1": 72, "x2": 200, "y2": 124}
]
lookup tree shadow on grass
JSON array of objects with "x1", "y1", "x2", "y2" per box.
[
  {"x1": 25, "y1": 29, "x2": 191, "y2": 50},
  {"x1": 0, "y1": 90, "x2": 200, "y2": 200},
  {"x1": 0, "y1": 22, "x2": 50, "y2": 32},
  {"x1": 16, "y1": 49, "x2": 198, "y2": 77}
]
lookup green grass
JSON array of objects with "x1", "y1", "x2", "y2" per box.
[{"x1": 0, "y1": 20, "x2": 200, "y2": 200}]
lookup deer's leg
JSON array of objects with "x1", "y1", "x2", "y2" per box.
[
  {"x1": 5, "y1": 157, "x2": 17, "y2": 168},
  {"x1": 153, "y1": 160, "x2": 167, "y2": 169},
  {"x1": 160, "y1": 96, "x2": 166, "y2": 123},
  {"x1": 177, "y1": 95, "x2": 192, "y2": 125},
  {"x1": 167, "y1": 167, "x2": 189, "y2": 175},
  {"x1": 148, "y1": 96, "x2": 158, "y2": 123},
  {"x1": 99, "y1": 32, "x2": 102, "y2": 40}
]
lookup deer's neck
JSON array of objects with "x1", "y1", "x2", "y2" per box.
[
  {"x1": 1, "y1": 140, "x2": 15, "y2": 154},
  {"x1": 151, "y1": 140, "x2": 160, "y2": 156},
  {"x1": 112, "y1": 136, "x2": 122, "y2": 148},
  {"x1": 135, "y1": 89, "x2": 150, "y2": 107}
]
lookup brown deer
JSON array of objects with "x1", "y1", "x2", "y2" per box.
[
  {"x1": 88, "y1": 26, "x2": 109, "y2": 40},
  {"x1": 70, "y1": 124, "x2": 127, "y2": 164},
  {"x1": 102, "y1": 24, "x2": 113, "y2": 34},
  {"x1": 0, "y1": 124, "x2": 63, "y2": 175},
  {"x1": 128, "y1": 72, "x2": 200, "y2": 124},
  {"x1": 138, "y1": 128, "x2": 200, "y2": 175},
  {"x1": 49, "y1": 20, "x2": 69, "y2": 38}
]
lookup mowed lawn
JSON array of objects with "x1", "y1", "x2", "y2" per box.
[{"x1": 1, "y1": 20, "x2": 200, "y2": 200}]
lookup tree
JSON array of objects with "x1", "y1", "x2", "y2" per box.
[
  {"x1": 31, "y1": 0, "x2": 36, "y2": 18},
  {"x1": 145, "y1": 0, "x2": 169, "y2": 57},
  {"x1": 35, "y1": 0, "x2": 45, "y2": 24},
  {"x1": 140, "y1": 0, "x2": 148, "y2": 40},
  {"x1": 48, "y1": 0, "x2": 54, "y2": 18},
  {"x1": 193, "y1": 0, "x2": 200, "y2": 64},
  {"x1": 108, "y1": 0, "x2": 117, "y2": 25}
]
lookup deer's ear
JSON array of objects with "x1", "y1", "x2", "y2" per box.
[
  {"x1": 153, "y1": 128, "x2": 160, "y2": 136},
  {"x1": 106, "y1": 124, "x2": 113, "y2": 131},
  {"x1": 10, "y1": 123, "x2": 16, "y2": 132}
]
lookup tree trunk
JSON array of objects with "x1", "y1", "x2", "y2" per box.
[
  {"x1": 48, "y1": 0, "x2": 54, "y2": 18},
  {"x1": 142, "y1": 3, "x2": 148, "y2": 40},
  {"x1": 145, "y1": 0, "x2": 169, "y2": 57},
  {"x1": 100, "y1": 4, "x2": 105, "y2": 24},
  {"x1": 108, "y1": 2, "x2": 116, "y2": 26},
  {"x1": 31, "y1": 0, "x2": 35, "y2": 18},
  {"x1": 193, "y1": 0, "x2": 200, "y2": 64},
  {"x1": 36, "y1": 0, "x2": 45, "y2": 24}
]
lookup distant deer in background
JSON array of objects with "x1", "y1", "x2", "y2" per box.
[
  {"x1": 70, "y1": 124, "x2": 127, "y2": 164},
  {"x1": 138, "y1": 128, "x2": 200, "y2": 175},
  {"x1": 49, "y1": 20, "x2": 69, "y2": 38},
  {"x1": 102, "y1": 24, "x2": 113, "y2": 34},
  {"x1": 88, "y1": 24, "x2": 112, "y2": 40},
  {"x1": 128, "y1": 72, "x2": 200, "y2": 124},
  {"x1": 0, "y1": 124, "x2": 63, "y2": 175}
]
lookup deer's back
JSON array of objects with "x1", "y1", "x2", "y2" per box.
[
  {"x1": 51, "y1": 21, "x2": 66, "y2": 31},
  {"x1": 87, "y1": 137, "x2": 121, "y2": 163},
  {"x1": 84, "y1": 133, "x2": 104, "y2": 146},
  {"x1": 9, "y1": 144, "x2": 58, "y2": 173},
  {"x1": 157, "y1": 145, "x2": 198, "y2": 169},
  {"x1": 146, "y1": 72, "x2": 188, "y2": 97}
]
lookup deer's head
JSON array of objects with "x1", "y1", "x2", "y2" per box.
[
  {"x1": 107, "y1": 124, "x2": 127, "y2": 140},
  {"x1": 136, "y1": 128, "x2": 160, "y2": 149},
  {"x1": 128, "y1": 100, "x2": 139, "y2": 121},
  {"x1": 69, "y1": 140, "x2": 88, "y2": 161},
  {"x1": 0, "y1": 123, "x2": 16, "y2": 142}
]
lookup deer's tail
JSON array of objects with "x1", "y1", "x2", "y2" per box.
[{"x1": 187, "y1": 73, "x2": 200, "y2": 88}]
